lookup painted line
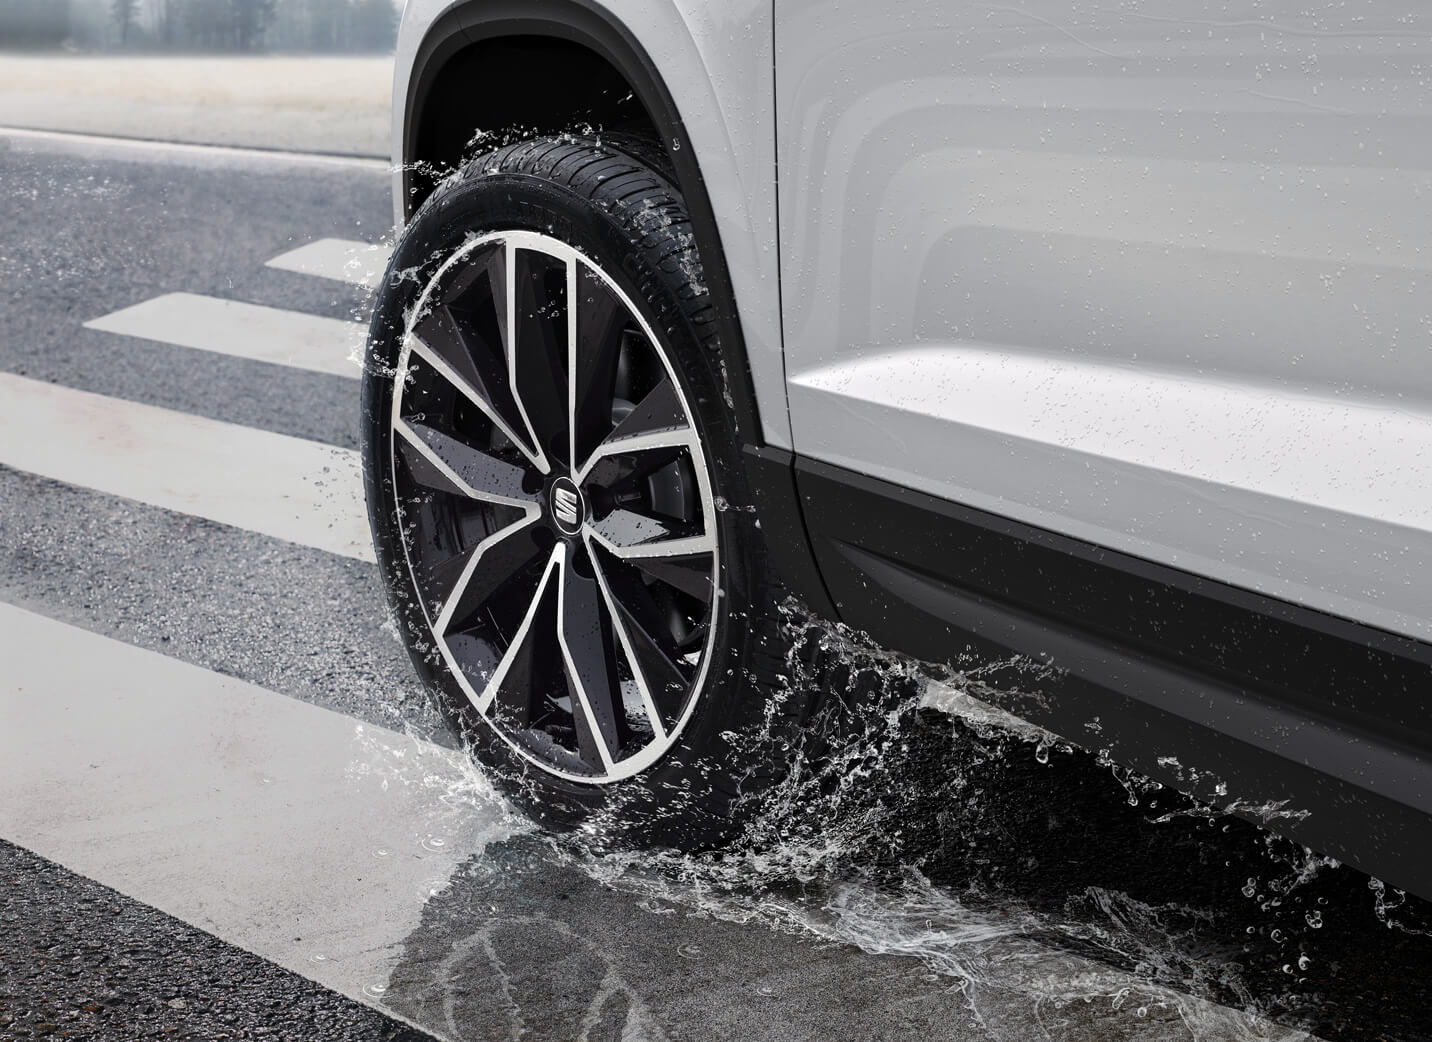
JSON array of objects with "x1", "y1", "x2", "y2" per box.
[
  {"x1": 0, "y1": 599, "x2": 513, "y2": 1028},
  {"x1": 86, "y1": 292, "x2": 367, "y2": 380},
  {"x1": 0, "y1": 125, "x2": 392, "y2": 173},
  {"x1": 0, "y1": 372, "x2": 373, "y2": 561},
  {"x1": 266, "y1": 238, "x2": 394, "y2": 290}
]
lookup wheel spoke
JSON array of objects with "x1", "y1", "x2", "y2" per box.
[
  {"x1": 471, "y1": 547, "x2": 562, "y2": 718},
  {"x1": 394, "y1": 428, "x2": 470, "y2": 500},
  {"x1": 405, "y1": 240, "x2": 545, "y2": 471},
  {"x1": 425, "y1": 546, "x2": 478, "y2": 611},
  {"x1": 587, "y1": 538, "x2": 696, "y2": 735},
  {"x1": 575, "y1": 376, "x2": 697, "y2": 483},
  {"x1": 511, "y1": 246, "x2": 570, "y2": 461},
  {"x1": 588, "y1": 509, "x2": 714, "y2": 560},
  {"x1": 395, "y1": 419, "x2": 538, "y2": 510},
  {"x1": 435, "y1": 514, "x2": 546, "y2": 634},
  {"x1": 439, "y1": 238, "x2": 510, "y2": 339},
  {"x1": 607, "y1": 375, "x2": 689, "y2": 443},
  {"x1": 623, "y1": 553, "x2": 714, "y2": 601},
  {"x1": 570, "y1": 262, "x2": 629, "y2": 471},
  {"x1": 406, "y1": 336, "x2": 544, "y2": 469},
  {"x1": 557, "y1": 546, "x2": 625, "y2": 772},
  {"x1": 486, "y1": 603, "x2": 564, "y2": 731}
]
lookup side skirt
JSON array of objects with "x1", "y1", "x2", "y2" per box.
[{"x1": 789, "y1": 455, "x2": 1432, "y2": 899}]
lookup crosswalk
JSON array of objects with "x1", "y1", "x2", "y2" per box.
[
  {"x1": 0, "y1": 372, "x2": 372, "y2": 561},
  {"x1": 85, "y1": 292, "x2": 367, "y2": 378},
  {"x1": 0, "y1": 601, "x2": 511, "y2": 1007},
  {"x1": 266, "y1": 237, "x2": 394, "y2": 290},
  {"x1": 0, "y1": 235, "x2": 511, "y2": 1035}
]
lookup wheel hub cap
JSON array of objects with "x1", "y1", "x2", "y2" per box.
[{"x1": 549, "y1": 477, "x2": 585, "y2": 535}]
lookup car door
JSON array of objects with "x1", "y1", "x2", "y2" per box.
[{"x1": 774, "y1": 0, "x2": 1432, "y2": 643}]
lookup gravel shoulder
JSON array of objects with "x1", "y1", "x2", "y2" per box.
[{"x1": 0, "y1": 55, "x2": 393, "y2": 156}]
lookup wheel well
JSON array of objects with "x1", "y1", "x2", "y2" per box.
[
  {"x1": 408, "y1": 35, "x2": 665, "y2": 212},
  {"x1": 400, "y1": 6, "x2": 772, "y2": 459}
]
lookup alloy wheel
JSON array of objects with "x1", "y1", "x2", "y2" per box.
[{"x1": 389, "y1": 230, "x2": 720, "y2": 783}]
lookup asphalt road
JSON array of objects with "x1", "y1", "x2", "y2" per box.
[{"x1": 1, "y1": 129, "x2": 1430, "y2": 1042}]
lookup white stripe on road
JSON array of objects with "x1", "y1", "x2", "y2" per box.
[
  {"x1": 0, "y1": 372, "x2": 373, "y2": 561},
  {"x1": 85, "y1": 292, "x2": 367, "y2": 380},
  {"x1": 0, "y1": 600, "x2": 514, "y2": 1026},
  {"x1": 266, "y1": 238, "x2": 394, "y2": 290}
]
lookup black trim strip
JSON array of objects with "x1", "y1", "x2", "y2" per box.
[
  {"x1": 796, "y1": 455, "x2": 1432, "y2": 898},
  {"x1": 743, "y1": 446, "x2": 836, "y2": 618}
]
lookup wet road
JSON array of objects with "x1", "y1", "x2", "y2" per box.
[{"x1": 0, "y1": 129, "x2": 1428, "y2": 1042}]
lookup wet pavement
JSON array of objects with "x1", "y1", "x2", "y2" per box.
[
  {"x1": 0, "y1": 130, "x2": 1429, "y2": 1042},
  {"x1": 0, "y1": 841, "x2": 429, "y2": 1041}
]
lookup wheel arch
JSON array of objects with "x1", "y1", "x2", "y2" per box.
[
  {"x1": 398, "y1": 0, "x2": 836, "y2": 618},
  {"x1": 402, "y1": 0, "x2": 758, "y2": 425}
]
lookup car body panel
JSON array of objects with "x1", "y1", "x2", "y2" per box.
[
  {"x1": 393, "y1": 0, "x2": 794, "y2": 449},
  {"x1": 392, "y1": 0, "x2": 1432, "y2": 897},
  {"x1": 775, "y1": 0, "x2": 1432, "y2": 641}
]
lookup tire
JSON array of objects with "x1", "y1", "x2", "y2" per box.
[{"x1": 361, "y1": 136, "x2": 816, "y2": 848}]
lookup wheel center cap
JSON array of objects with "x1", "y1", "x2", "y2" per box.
[{"x1": 549, "y1": 477, "x2": 586, "y2": 536}]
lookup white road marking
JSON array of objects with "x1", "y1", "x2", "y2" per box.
[
  {"x1": 86, "y1": 292, "x2": 367, "y2": 380},
  {"x1": 266, "y1": 238, "x2": 393, "y2": 290},
  {"x1": 0, "y1": 124, "x2": 391, "y2": 172},
  {"x1": 0, "y1": 372, "x2": 373, "y2": 562},
  {"x1": 0, "y1": 600, "x2": 515, "y2": 1025}
]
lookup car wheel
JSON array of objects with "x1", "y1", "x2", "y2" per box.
[{"x1": 362, "y1": 136, "x2": 815, "y2": 846}]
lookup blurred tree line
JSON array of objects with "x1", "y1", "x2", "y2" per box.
[{"x1": 0, "y1": 0, "x2": 398, "y2": 51}]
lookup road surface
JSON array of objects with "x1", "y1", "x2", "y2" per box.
[{"x1": 0, "y1": 127, "x2": 1427, "y2": 1042}]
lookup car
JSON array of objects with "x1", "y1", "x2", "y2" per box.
[{"x1": 363, "y1": 0, "x2": 1432, "y2": 896}]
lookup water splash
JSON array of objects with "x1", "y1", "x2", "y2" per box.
[{"x1": 494, "y1": 603, "x2": 1326, "y2": 1039}]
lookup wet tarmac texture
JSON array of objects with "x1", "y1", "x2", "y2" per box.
[
  {"x1": 1, "y1": 134, "x2": 1430, "y2": 1042},
  {"x1": 0, "y1": 841, "x2": 433, "y2": 1041}
]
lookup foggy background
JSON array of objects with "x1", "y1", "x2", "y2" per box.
[
  {"x1": 0, "y1": 0, "x2": 401, "y2": 53},
  {"x1": 0, "y1": 0, "x2": 399, "y2": 154}
]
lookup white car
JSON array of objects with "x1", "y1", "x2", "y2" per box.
[{"x1": 364, "y1": 0, "x2": 1432, "y2": 898}]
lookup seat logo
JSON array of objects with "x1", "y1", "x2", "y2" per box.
[{"x1": 551, "y1": 479, "x2": 584, "y2": 533}]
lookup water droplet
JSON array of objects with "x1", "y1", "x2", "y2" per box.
[{"x1": 1306, "y1": 910, "x2": 1323, "y2": 929}]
